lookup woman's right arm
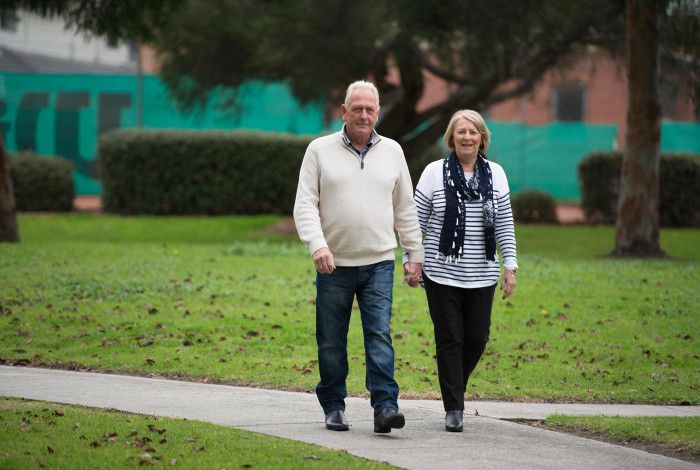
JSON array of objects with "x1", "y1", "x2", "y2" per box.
[{"x1": 414, "y1": 162, "x2": 438, "y2": 235}]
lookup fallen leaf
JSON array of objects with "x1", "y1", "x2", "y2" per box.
[{"x1": 148, "y1": 424, "x2": 166, "y2": 434}]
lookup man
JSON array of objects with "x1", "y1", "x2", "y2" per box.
[{"x1": 294, "y1": 80, "x2": 424, "y2": 433}]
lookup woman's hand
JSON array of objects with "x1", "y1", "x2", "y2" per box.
[
  {"x1": 500, "y1": 268, "x2": 516, "y2": 299},
  {"x1": 403, "y1": 262, "x2": 422, "y2": 287}
]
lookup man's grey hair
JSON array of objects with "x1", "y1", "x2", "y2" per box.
[{"x1": 344, "y1": 80, "x2": 380, "y2": 108}]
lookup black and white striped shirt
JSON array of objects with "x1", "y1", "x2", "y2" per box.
[{"x1": 413, "y1": 159, "x2": 517, "y2": 288}]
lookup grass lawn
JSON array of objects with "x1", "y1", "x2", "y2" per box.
[
  {"x1": 0, "y1": 397, "x2": 393, "y2": 469},
  {"x1": 543, "y1": 415, "x2": 700, "y2": 462},
  {"x1": 1, "y1": 214, "x2": 698, "y2": 404}
]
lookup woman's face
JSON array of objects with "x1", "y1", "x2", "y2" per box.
[{"x1": 452, "y1": 118, "x2": 482, "y2": 161}]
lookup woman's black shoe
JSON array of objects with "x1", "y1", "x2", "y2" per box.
[{"x1": 445, "y1": 410, "x2": 463, "y2": 432}]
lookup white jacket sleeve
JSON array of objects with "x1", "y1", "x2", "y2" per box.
[{"x1": 293, "y1": 144, "x2": 327, "y2": 255}]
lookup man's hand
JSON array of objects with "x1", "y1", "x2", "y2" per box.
[
  {"x1": 403, "y1": 262, "x2": 422, "y2": 287},
  {"x1": 500, "y1": 269, "x2": 516, "y2": 299},
  {"x1": 312, "y1": 247, "x2": 335, "y2": 274}
]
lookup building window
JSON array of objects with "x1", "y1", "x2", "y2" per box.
[
  {"x1": 1, "y1": 9, "x2": 19, "y2": 32},
  {"x1": 553, "y1": 84, "x2": 585, "y2": 121},
  {"x1": 106, "y1": 34, "x2": 119, "y2": 49},
  {"x1": 128, "y1": 42, "x2": 139, "y2": 62}
]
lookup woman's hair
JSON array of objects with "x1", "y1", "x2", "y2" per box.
[
  {"x1": 443, "y1": 109, "x2": 491, "y2": 153},
  {"x1": 344, "y1": 80, "x2": 380, "y2": 108}
]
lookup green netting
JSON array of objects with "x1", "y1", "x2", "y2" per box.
[
  {"x1": 0, "y1": 73, "x2": 333, "y2": 194},
  {"x1": 1, "y1": 72, "x2": 698, "y2": 197},
  {"x1": 484, "y1": 121, "x2": 617, "y2": 200},
  {"x1": 661, "y1": 122, "x2": 700, "y2": 152}
]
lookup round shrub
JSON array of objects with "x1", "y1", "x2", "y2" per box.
[
  {"x1": 511, "y1": 189, "x2": 558, "y2": 224},
  {"x1": 10, "y1": 153, "x2": 75, "y2": 211},
  {"x1": 578, "y1": 151, "x2": 699, "y2": 227},
  {"x1": 659, "y1": 153, "x2": 700, "y2": 227},
  {"x1": 577, "y1": 151, "x2": 622, "y2": 223},
  {"x1": 99, "y1": 129, "x2": 313, "y2": 215}
]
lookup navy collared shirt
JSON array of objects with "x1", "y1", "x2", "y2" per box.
[{"x1": 342, "y1": 125, "x2": 378, "y2": 163}]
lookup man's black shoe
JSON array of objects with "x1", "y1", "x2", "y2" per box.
[
  {"x1": 373, "y1": 406, "x2": 405, "y2": 433},
  {"x1": 325, "y1": 410, "x2": 349, "y2": 431},
  {"x1": 445, "y1": 410, "x2": 463, "y2": 432}
]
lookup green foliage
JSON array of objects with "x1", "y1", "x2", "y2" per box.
[
  {"x1": 99, "y1": 129, "x2": 312, "y2": 215},
  {"x1": 577, "y1": 151, "x2": 622, "y2": 223},
  {"x1": 511, "y1": 189, "x2": 557, "y2": 224},
  {"x1": 10, "y1": 153, "x2": 74, "y2": 212},
  {"x1": 408, "y1": 143, "x2": 444, "y2": 186},
  {"x1": 578, "y1": 151, "x2": 700, "y2": 227},
  {"x1": 1, "y1": 215, "x2": 698, "y2": 404},
  {"x1": 660, "y1": 153, "x2": 700, "y2": 227},
  {"x1": 2, "y1": 0, "x2": 183, "y2": 41},
  {"x1": 0, "y1": 398, "x2": 392, "y2": 469},
  {"x1": 152, "y1": 0, "x2": 625, "y2": 161}
]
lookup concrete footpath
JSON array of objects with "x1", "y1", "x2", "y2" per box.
[{"x1": 1, "y1": 366, "x2": 697, "y2": 469}]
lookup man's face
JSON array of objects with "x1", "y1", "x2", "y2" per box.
[{"x1": 341, "y1": 89, "x2": 379, "y2": 143}]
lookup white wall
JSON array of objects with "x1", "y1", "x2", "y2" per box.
[{"x1": 0, "y1": 10, "x2": 134, "y2": 66}]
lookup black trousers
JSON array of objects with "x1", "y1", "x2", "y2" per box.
[{"x1": 424, "y1": 275, "x2": 496, "y2": 411}]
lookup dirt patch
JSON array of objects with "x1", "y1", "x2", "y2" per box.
[
  {"x1": 523, "y1": 420, "x2": 699, "y2": 464},
  {"x1": 261, "y1": 217, "x2": 297, "y2": 236},
  {"x1": 556, "y1": 204, "x2": 585, "y2": 224},
  {"x1": 73, "y1": 196, "x2": 102, "y2": 212}
]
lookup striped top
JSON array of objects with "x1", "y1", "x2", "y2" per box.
[{"x1": 413, "y1": 159, "x2": 517, "y2": 288}]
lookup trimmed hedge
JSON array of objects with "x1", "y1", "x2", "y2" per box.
[
  {"x1": 578, "y1": 151, "x2": 700, "y2": 227},
  {"x1": 511, "y1": 189, "x2": 558, "y2": 224},
  {"x1": 10, "y1": 153, "x2": 75, "y2": 212},
  {"x1": 99, "y1": 130, "x2": 313, "y2": 215}
]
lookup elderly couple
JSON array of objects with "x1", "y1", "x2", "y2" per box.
[{"x1": 293, "y1": 80, "x2": 517, "y2": 433}]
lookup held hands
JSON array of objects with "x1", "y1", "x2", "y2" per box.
[
  {"x1": 312, "y1": 247, "x2": 335, "y2": 274},
  {"x1": 403, "y1": 262, "x2": 422, "y2": 288},
  {"x1": 500, "y1": 268, "x2": 516, "y2": 299}
]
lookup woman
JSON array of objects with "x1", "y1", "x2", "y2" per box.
[{"x1": 411, "y1": 110, "x2": 517, "y2": 432}]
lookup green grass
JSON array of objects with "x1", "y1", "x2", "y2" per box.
[
  {"x1": 544, "y1": 415, "x2": 700, "y2": 456},
  {"x1": 1, "y1": 214, "x2": 698, "y2": 403},
  {"x1": 0, "y1": 397, "x2": 393, "y2": 469}
]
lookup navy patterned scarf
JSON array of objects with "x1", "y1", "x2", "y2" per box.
[{"x1": 439, "y1": 151, "x2": 496, "y2": 262}]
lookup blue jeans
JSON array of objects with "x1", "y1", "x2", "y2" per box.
[{"x1": 315, "y1": 260, "x2": 398, "y2": 414}]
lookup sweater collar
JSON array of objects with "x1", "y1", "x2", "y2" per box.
[{"x1": 341, "y1": 125, "x2": 379, "y2": 150}]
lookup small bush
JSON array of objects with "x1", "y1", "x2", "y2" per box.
[
  {"x1": 511, "y1": 189, "x2": 558, "y2": 224},
  {"x1": 10, "y1": 153, "x2": 75, "y2": 211},
  {"x1": 577, "y1": 151, "x2": 623, "y2": 223},
  {"x1": 578, "y1": 151, "x2": 700, "y2": 227},
  {"x1": 659, "y1": 154, "x2": 700, "y2": 227},
  {"x1": 99, "y1": 129, "x2": 313, "y2": 215}
]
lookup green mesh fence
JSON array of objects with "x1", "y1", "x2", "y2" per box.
[
  {"x1": 1, "y1": 72, "x2": 698, "y2": 197},
  {"x1": 1, "y1": 73, "x2": 332, "y2": 194},
  {"x1": 484, "y1": 121, "x2": 618, "y2": 200}
]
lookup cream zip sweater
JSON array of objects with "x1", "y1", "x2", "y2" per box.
[{"x1": 293, "y1": 130, "x2": 424, "y2": 266}]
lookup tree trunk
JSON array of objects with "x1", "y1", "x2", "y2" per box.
[
  {"x1": 613, "y1": 0, "x2": 664, "y2": 257},
  {"x1": 0, "y1": 133, "x2": 20, "y2": 243}
]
